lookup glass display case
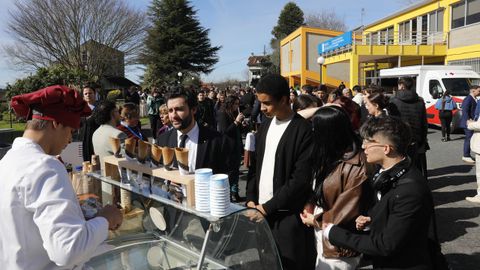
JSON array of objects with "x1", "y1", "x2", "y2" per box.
[{"x1": 82, "y1": 172, "x2": 283, "y2": 270}]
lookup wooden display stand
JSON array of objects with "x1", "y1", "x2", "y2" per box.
[{"x1": 103, "y1": 155, "x2": 196, "y2": 207}]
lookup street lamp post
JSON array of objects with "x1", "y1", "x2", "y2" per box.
[
  {"x1": 317, "y1": 56, "x2": 325, "y2": 86},
  {"x1": 177, "y1": 72, "x2": 183, "y2": 85}
]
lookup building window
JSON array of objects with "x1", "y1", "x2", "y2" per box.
[
  {"x1": 387, "y1": 26, "x2": 394, "y2": 44},
  {"x1": 467, "y1": 0, "x2": 480, "y2": 24},
  {"x1": 399, "y1": 20, "x2": 411, "y2": 43},
  {"x1": 438, "y1": 9, "x2": 444, "y2": 32},
  {"x1": 452, "y1": 0, "x2": 480, "y2": 29},
  {"x1": 452, "y1": 2, "x2": 466, "y2": 28},
  {"x1": 372, "y1": 32, "x2": 379, "y2": 45}
]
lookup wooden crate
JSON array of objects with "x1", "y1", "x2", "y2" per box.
[{"x1": 103, "y1": 155, "x2": 196, "y2": 207}]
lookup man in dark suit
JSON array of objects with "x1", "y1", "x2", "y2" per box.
[
  {"x1": 156, "y1": 88, "x2": 228, "y2": 174},
  {"x1": 459, "y1": 85, "x2": 480, "y2": 163},
  {"x1": 323, "y1": 116, "x2": 435, "y2": 270},
  {"x1": 246, "y1": 74, "x2": 315, "y2": 270},
  {"x1": 79, "y1": 85, "x2": 99, "y2": 161}
]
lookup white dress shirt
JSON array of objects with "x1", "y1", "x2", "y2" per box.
[
  {"x1": 0, "y1": 137, "x2": 109, "y2": 270},
  {"x1": 177, "y1": 122, "x2": 199, "y2": 173}
]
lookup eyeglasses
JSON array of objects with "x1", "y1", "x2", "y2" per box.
[{"x1": 362, "y1": 139, "x2": 392, "y2": 150}]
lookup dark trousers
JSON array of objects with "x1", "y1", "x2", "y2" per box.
[
  {"x1": 439, "y1": 110, "x2": 452, "y2": 138},
  {"x1": 149, "y1": 114, "x2": 160, "y2": 138},
  {"x1": 464, "y1": 128, "x2": 474, "y2": 157}
]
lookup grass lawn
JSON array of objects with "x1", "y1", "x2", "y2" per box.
[
  {"x1": 0, "y1": 116, "x2": 151, "y2": 132},
  {"x1": 0, "y1": 120, "x2": 25, "y2": 131}
]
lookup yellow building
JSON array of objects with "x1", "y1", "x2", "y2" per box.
[
  {"x1": 280, "y1": 27, "x2": 344, "y2": 88},
  {"x1": 282, "y1": 0, "x2": 480, "y2": 88}
]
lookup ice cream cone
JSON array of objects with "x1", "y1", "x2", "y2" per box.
[
  {"x1": 124, "y1": 137, "x2": 136, "y2": 159},
  {"x1": 109, "y1": 137, "x2": 121, "y2": 158},
  {"x1": 175, "y1": 147, "x2": 189, "y2": 175},
  {"x1": 161, "y1": 147, "x2": 174, "y2": 170},
  {"x1": 151, "y1": 144, "x2": 162, "y2": 166},
  {"x1": 137, "y1": 140, "x2": 149, "y2": 163}
]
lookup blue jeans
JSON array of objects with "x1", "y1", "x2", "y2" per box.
[{"x1": 464, "y1": 129, "x2": 474, "y2": 157}]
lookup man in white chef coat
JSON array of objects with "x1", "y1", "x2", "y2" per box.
[{"x1": 0, "y1": 85, "x2": 123, "y2": 270}]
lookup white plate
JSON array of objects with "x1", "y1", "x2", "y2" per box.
[{"x1": 149, "y1": 207, "x2": 166, "y2": 231}]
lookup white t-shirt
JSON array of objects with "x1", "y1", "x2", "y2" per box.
[{"x1": 258, "y1": 116, "x2": 293, "y2": 204}]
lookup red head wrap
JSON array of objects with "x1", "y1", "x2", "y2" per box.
[{"x1": 10, "y1": 85, "x2": 92, "y2": 129}]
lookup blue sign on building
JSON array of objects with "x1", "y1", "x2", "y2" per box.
[{"x1": 318, "y1": 31, "x2": 353, "y2": 54}]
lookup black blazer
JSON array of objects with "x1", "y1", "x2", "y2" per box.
[
  {"x1": 246, "y1": 113, "x2": 315, "y2": 270},
  {"x1": 155, "y1": 123, "x2": 229, "y2": 174},
  {"x1": 329, "y1": 166, "x2": 434, "y2": 270},
  {"x1": 79, "y1": 115, "x2": 99, "y2": 162},
  {"x1": 246, "y1": 113, "x2": 313, "y2": 214}
]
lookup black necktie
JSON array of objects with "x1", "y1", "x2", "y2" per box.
[{"x1": 179, "y1": 134, "x2": 188, "y2": 148}]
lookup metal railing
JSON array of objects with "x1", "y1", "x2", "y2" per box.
[{"x1": 353, "y1": 30, "x2": 448, "y2": 46}]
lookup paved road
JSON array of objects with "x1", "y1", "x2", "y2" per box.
[
  {"x1": 426, "y1": 128, "x2": 480, "y2": 270},
  {"x1": 238, "y1": 127, "x2": 480, "y2": 269}
]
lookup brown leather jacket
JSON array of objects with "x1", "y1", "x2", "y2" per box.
[{"x1": 320, "y1": 152, "x2": 373, "y2": 258}]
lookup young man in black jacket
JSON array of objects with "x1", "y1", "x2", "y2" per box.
[
  {"x1": 323, "y1": 116, "x2": 435, "y2": 270},
  {"x1": 246, "y1": 74, "x2": 315, "y2": 270},
  {"x1": 389, "y1": 77, "x2": 429, "y2": 179}
]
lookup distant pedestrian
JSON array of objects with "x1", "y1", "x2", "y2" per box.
[
  {"x1": 459, "y1": 85, "x2": 480, "y2": 163},
  {"x1": 196, "y1": 90, "x2": 216, "y2": 128},
  {"x1": 466, "y1": 117, "x2": 480, "y2": 203},
  {"x1": 157, "y1": 104, "x2": 173, "y2": 137},
  {"x1": 124, "y1": 86, "x2": 140, "y2": 105},
  {"x1": 435, "y1": 90, "x2": 457, "y2": 142},
  {"x1": 147, "y1": 88, "x2": 163, "y2": 138},
  {"x1": 389, "y1": 77, "x2": 429, "y2": 179},
  {"x1": 365, "y1": 92, "x2": 389, "y2": 118},
  {"x1": 79, "y1": 85, "x2": 99, "y2": 161}
]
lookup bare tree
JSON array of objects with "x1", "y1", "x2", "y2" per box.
[
  {"x1": 305, "y1": 10, "x2": 347, "y2": 32},
  {"x1": 4, "y1": 0, "x2": 147, "y2": 78}
]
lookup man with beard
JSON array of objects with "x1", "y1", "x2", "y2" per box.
[
  {"x1": 92, "y1": 100, "x2": 127, "y2": 171},
  {"x1": 156, "y1": 88, "x2": 229, "y2": 174}
]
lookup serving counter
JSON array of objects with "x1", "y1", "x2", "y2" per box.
[{"x1": 78, "y1": 156, "x2": 283, "y2": 270}]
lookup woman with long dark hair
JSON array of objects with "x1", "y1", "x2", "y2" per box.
[
  {"x1": 216, "y1": 95, "x2": 245, "y2": 202},
  {"x1": 435, "y1": 90, "x2": 457, "y2": 142},
  {"x1": 365, "y1": 92, "x2": 389, "y2": 118},
  {"x1": 300, "y1": 106, "x2": 372, "y2": 270}
]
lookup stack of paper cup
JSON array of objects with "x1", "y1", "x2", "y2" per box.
[
  {"x1": 209, "y1": 174, "x2": 231, "y2": 217},
  {"x1": 195, "y1": 168, "x2": 212, "y2": 212}
]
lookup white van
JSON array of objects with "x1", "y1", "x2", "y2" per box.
[{"x1": 379, "y1": 65, "x2": 480, "y2": 129}]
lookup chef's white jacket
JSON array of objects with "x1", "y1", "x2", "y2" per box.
[{"x1": 0, "y1": 137, "x2": 109, "y2": 269}]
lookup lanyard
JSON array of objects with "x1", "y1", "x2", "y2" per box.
[{"x1": 122, "y1": 123, "x2": 143, "y2": 140}]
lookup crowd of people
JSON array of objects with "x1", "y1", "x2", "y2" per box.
[
  {"x1": 77, "y1": 75, "x2": 450, "y2": 269},
  {"x1": 4, "y1": 73, "x2": 480, "y2": 269}
]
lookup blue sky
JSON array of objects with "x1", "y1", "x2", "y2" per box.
[{"x1": 0, "y1": 0, "x2": 411, "y2": 88}]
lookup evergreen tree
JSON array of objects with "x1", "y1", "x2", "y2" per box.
[
  {"x1": 272, "y1": 2, "x2": 305, "y2": 40},
  {"x1": 270, "y1": 2, "x2": 305, "y2": 73},
  {"x1": 141, "y1": 0, "x2": 220, "y2": 85}
]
